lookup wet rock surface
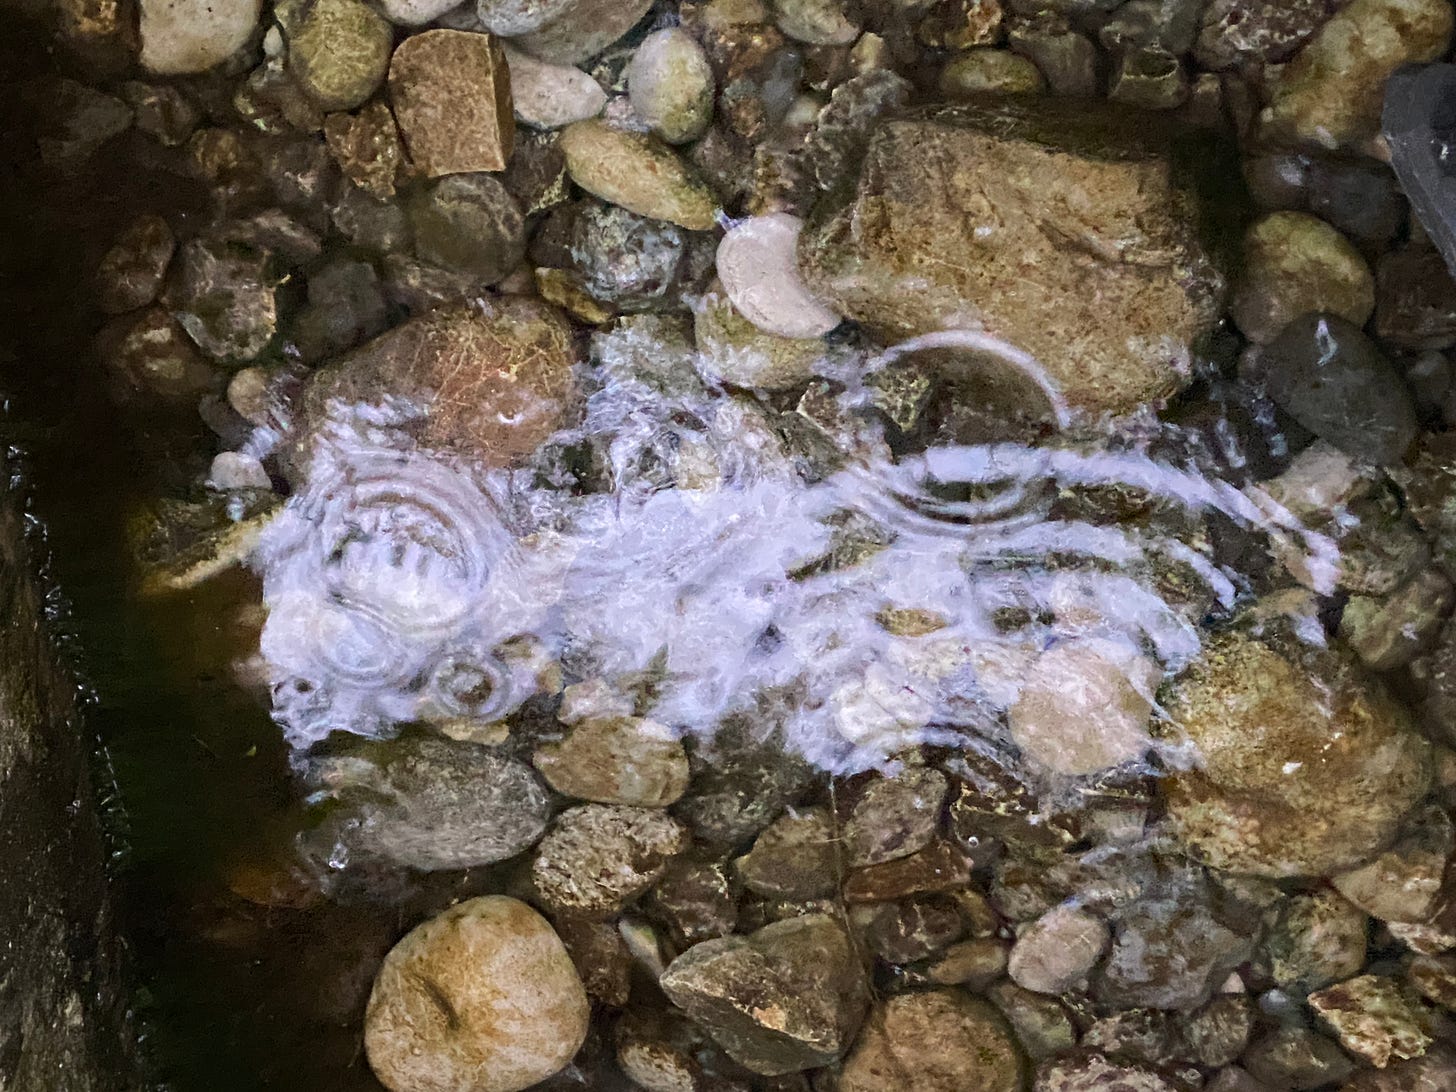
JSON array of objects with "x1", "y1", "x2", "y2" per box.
[
  {"x1": 1163, "y1": 630, "x2": 1432, "y2": 877},
  {"x1": 27, "y1": 0, "x2": 1456, "y2": 1089},
  {"x1": 798, "y1": 96, "x2": 1223, "y2": 417},
  {"x1": 658, "y1": 913, "x2": 869, "y2": 1074}
]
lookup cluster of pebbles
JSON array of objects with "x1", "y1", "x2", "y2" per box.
[{"x1": 36, "y1": 0, "x2": 1456, "y2": 1087}]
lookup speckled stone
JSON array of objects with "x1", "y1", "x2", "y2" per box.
[
  {"x1": 1163, "y1": 630, "x2": 1432, "y2": 878},
  {"x1": 844, "y1": 766, "x2": 949, "y2": 867},
  {"x1": 364, "y1": 896, "x2": 589, "y2": 1092},
  {"x1": 531, "y1": 804, "x2": 689, "y2": 916},
  {"x1": 1332, "y1": 803, "x2": 1454, "y2": 924},
  {"x1": 838, "y1": 991, "x2": 1025, "y2": 1092},
  {"x1": 280, "y1": 0, "x2": 393, "y2": 112},
  {"x1": 1264, "y1": 889, "x2": 1369, "y2": 994},
  {"x1": 1009, "y1": 904, "x2": 1110, "y2": 994},
  {"x1": 658, "y1": 913, "x2": 869, "y2": 1075},
  {"x1": 627, "y1": 29, "x2": 715, "y2": 145},
  {"x1": 1308, "y1": 974, "x2": 1435, "y2": 1068}
]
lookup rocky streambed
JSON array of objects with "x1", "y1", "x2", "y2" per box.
[{"x1": 12, "y1": 0, "x2": 1456, "y2": 1090}]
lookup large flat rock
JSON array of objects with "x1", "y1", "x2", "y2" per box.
[{"x1": 798, "y1": 96, "x2": 1225, "y2": 418}]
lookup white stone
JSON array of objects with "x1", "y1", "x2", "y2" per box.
[
  {"x1": 140, "y1": 0, "x2": 262, "y2": 75},
  {"x1": 1009, "y1": 904, "x2": 1110, "y2": 995},
  {"x1": 378, "y1": 0, "x2": 466, "y2": 24},
  {"x1": 503, "y1": 46, "x2": 607, "y2": 130},
  {"x1": 1007, "y1": 637, "x2": 1158, "y2": 776},
  {"x1": 208, "y1": 452, "x2": 272, "y2": 491},
  {"x1": 715, "y1": 213, "x2": 843, "y2": 340}
]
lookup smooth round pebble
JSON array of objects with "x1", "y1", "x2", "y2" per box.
[
  {"x1": 139, "y1": 0, "x2": 261, "y2": 75},
  {"x1": 364, "y1": 896, "x2": 589, "y2": 1092},
  {"x1": 208, "y1": 451, "x2": 272, "y2": 490},
  {"x1": 504, "y1": 47, "x2": 606, "y2": 130},
  {"x1": 716, "y1": 213, "x2": 842, "y2": 339},
  {"x1": 1230, "y1": 211, "x2": 1375, "y2": 345},
  {"x1": 379, "y1": 0, "x2": 463, "y2": 24},
  {"x1": 1008, "y1": 638, "x2": 1157, "y2": 776},
  {"x1": 627, "y1": 29, "x2": 715, "y2": 145},
  {"x1": 1009, "y1": 905, "x2": 1110, "y2": 995}
]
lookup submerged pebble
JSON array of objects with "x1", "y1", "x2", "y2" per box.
[{"x1": 364, "y1": 896, "x2": 589, "y2": 1092}]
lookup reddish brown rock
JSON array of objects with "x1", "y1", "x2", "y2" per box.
[
  {"x1": 388, "y1": 30, "x2": 514, "y2": 177},
  {"x1": 288, "y1": 298, "x2": 578, "y2": 472},
  {"x1": 323, "y1": 102, "x2": 406, "y2": 199}
]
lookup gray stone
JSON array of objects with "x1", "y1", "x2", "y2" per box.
[
  {"x1": 1262, "y1": 312, "x2": 1418, "y2": 466},
  {"x1": 97, "y1": 214, "x2": 175, "y2": 315},
  {"x1": 845, "y1": 766, "x2": 948, "y2": 867},
  {"x1": 1194, "y1": 0, "x2": 1336, "y2": 69},
  {"x1": 734, "y1": 806, "x2": 840, "y2": 900},
  {"x1": 568, "y1": 202, "x2": 691, "y2": 312},
  {"x1": 1242, "y1": 1026, "x2": 1355, "y2": 1090},
  {"x1": 1097, "y1": 875, "x2": 1254, "y2": 1011},
  {"x1": 658, "y1": 913, "x2": 869, "y2": 1075},
  {"x1": 167, "y1": 237, "x2": 278, "y2": 364},
  {"x1": 302, "y1": 734, "x2": 551, "y2": 870},
  {"x1": 408, "y1": 173, "x2": 526, "y2": 286}
]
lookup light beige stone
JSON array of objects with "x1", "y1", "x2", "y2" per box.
[
  {"x1": 139, "y1": 0, "x2": 260, "y2": 75},
  {"x1": 364, "y1": 896, "x2": 589, "y2": 1092},
  {"x1": 716, "y1": 213, "x2": 841, "y2": 339},
  {"x1": 559, "y1": 120, "x2": 717, "y2": 231},
  {"x1": 533, "y1": 717, "x2": 690, "y2": 806}
]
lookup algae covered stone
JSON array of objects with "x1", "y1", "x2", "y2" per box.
[
  {"x1": 1163, "y1": 630, "x2": 1432, "y2": 878},
  {"x1": 364, "y1": 896, "x2": 589, "y2": 1092},
  {"x1": 838, "y1": 990, "x2": 1025, "y2": 1092},
  {"x1": 280, "y1": 0, "x2": 393, "y2": 111},
  {"x1": 1261, "y1": 0, "x2": 1453, "y2": 151},
  {"x1": 798, "y1": 96, "x2": 1223, "y2": 417},
  {"x1": 1230, "y1": 211, "x2": 1374, "y2": 345},
  {"x1": 559, "y1": 120, "x2": 717, "y2": 231}
]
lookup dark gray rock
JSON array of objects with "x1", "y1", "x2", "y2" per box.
[
  {"x1": 166, "y1": 237, "x2": 279, "y2": 364},
  {"x1": 302, "y1": 734, "x2": 552, "y2": 871},
  {"x1": 659, "y1": 913, "x2": 870, "y2": 1075},
  {"x1": 408, "y1": 173, "x2": 526, "y2": 285},
  {"x1": 1385, "y1": 64, "x2": 1456, "y2": 283},
  {"x1": 1263, "y1": 312, "x2": 1418, "y2": 465}
]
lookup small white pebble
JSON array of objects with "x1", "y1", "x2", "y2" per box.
[
  {"x1": 208, "y1": 451, "x2": 272, "y2": 491},
  {"x1": 715, "y1": 213, "x2": 842, "y2": 339}
]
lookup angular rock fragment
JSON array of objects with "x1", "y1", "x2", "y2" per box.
[
  {"x1": 798, "y1": 96, "x2": 1223, "y2": 417},
  {"x1": 658, "y1": 913, "x2": 869, "y2": 1075},
  {"x1": 389, "y1": 30, "x2": 514, "y2": 176},
  {"x1": 1308, "y1": 974, "x2": 1435, "y2": 1068},
  {"x1": 837, "y1": 990, "x2": 1025, "y2": 1092}
]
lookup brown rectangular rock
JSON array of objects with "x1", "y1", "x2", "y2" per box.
[
  {"x1": 798, "y1": 96, "x2": 1224, "y2": 417},
  {"x1": 388, "y1": 29, "x2": 514, "y2": 177}
]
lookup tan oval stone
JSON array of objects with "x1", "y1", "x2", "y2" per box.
[
  {"x1": 533, "y1": 716, "x2": 690, "y2": 806},
  {"x1": 140, "y1": 0, "x2": 261, "y2": 75},
  {"x1": 364, "y1": 896, "x2": 589, "y2": 1092},
  {"x1": 559, "y1": 120, "x2": 717, "y2": 231}
]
